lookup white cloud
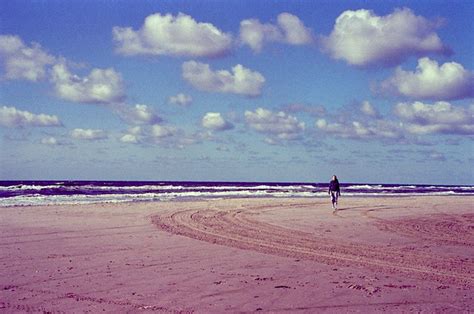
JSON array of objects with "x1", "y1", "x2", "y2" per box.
[
  {"x1": 168, "y1": 93, "x2": 192, "y2": 107},
  {"x1": 118, "y1": 124, "x2": 203, "y2": 147},
  {"x1": 394, "y1": 101, "x2": 474, "y2": 135},
  {"x1": 71, "y1": 128, "x2": 108, "y2": 140},
  {"x1": 360, "y1": 101, "x2": 380, "y2": 118},
  {"x1": 115, "y1": 104, "x2": 161, "y2": 125},
  {"x1": 150, "y1": 124, "x2": 201, "y2": 147},
  {"x1": 379, "y1": 58, "x2": 474, "y2": 100},
  {"x1": 316, "y1": 100, "x2": 474, "y2": 141},
  {"x1": 182, "y1": 61, "x2": 265, "y2": 97},
  {"x1": 0, "y1": 34, "x2": 56, "y2": 81},
  {"x1": 0, "y1": 105, "x2": 62, "y2": 128},
  {"x1": 322, "y1": 8, "x2": 449, "y2": 66},
  {"x1": 239, "y1": 12, "x2": 313, "y2": 52},
  {"x1": 50, "y1": 63, "x2": 125, "y2": 104},
  {"x1": 0, "y1": 34, "x2": 129, "y2": 105},
  {"x1": 128, "y1": 126, "x2": 142, "y2": 135},
  {"x1": 120, "y1": 134, "x2": 139, "y2": 144},
  {"x1": 316, "y1": 118, "x2": 403, "y2": 140},
  {"x1": 245, "y1": 108, "x2": 305, "y2": 141},
  {"x1": 240, "y1": 20, "x2": 280, "y2": 53},
  {"x1": 113, "y1": 12, "x2": 232, "y2": 58},
  {"x1": 41, "y1": 136, "x2": 58, "y2": 146},
  {"x1": 202, "y1": 112, "x2": 233, "y2": 131},
  {"x1": 151, "y1": 124, "x2": 176, "y2": 139},
  {"x1": 277, "y1": 13, "x2": 314, "y2": 46},
  {"x1": 119, "y1": 126, "x2": 142, "y2": 144}
]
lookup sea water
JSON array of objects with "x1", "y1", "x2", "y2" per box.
[{"x1": 0, "y1": 181, "x2": 473, "y2": 207}]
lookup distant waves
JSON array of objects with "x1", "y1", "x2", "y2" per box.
[{"x1": 0, "y1": 181, "x2": 473, "y2": 207}]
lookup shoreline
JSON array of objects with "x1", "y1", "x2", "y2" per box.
[
  {"x1": 2, "y1": 193, "x2": 474, "y2": 209},
  {"x1": 1, "y1": 196, "x2": 473, "y2": 312}
]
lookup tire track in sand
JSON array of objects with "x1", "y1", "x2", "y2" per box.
[
  {"x1": 152, "y1": 206, "x2": 474, "y2": 287},
  {"x1": 1, "y1": 285, "x2": 186, "y2": 313},
  {"x1": 365, "y1": 208, "x2": 474, "y2": 246},
  {"x1": 375, "y1": 214, "x2": 474, "y2": 246}
]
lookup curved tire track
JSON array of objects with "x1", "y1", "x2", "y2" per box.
[
  {"x1": 152, "y1": 206, "x2": 473, "y2": 286},
  {"x1": 375, "y1": 213, "x2": 474, "y2": 246}
]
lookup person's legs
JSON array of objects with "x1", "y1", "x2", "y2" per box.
[{"x1": 330, "y1": 191, "x2": 337, "y2": 209}]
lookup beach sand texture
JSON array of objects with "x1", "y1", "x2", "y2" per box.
[{"x1": 1, "y1": 196, "x2": 473, "y2": 312}]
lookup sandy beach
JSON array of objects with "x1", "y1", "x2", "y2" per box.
[{"x1": 1, "y1": 196, "x2": 473, "y2": 312}]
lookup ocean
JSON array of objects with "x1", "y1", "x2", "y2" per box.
[{"x1": 0, "y1": 181, "x2": 473, "y2": 207}]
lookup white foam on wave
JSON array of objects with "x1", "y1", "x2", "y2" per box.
[
  {"x1": 0, "y1": 184, "x2": 61, "y2": 191},
  {"x1": 78, "y1": 184, "x2": 315, "y2": 191},
  {"x1": 345, "y1": 184, "x2": 383, "y2": 190},
  {"x1": 1, "y1": 181, "x2": 473, "y2": 207},
  {"x1": 2, "y1": 188, "x2": 472, "y2": 207},
  {"x1": 0, "y1": 189, "x2": 325, "y2": 207},
  {"x1": 0, "y1": 183, "x2": 317, "y2": 193}
]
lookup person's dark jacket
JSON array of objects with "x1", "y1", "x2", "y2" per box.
[{"x1": 329, "y1": 180, "x2": 340, "y2": 194}]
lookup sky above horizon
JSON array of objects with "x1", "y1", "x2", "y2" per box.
[{"x1": 1, "y1": 0, "x2": 473, "y2": 184}]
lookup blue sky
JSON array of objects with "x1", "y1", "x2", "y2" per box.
[{"x1": 1, "y1": 0, "x2": 473, "y2": 184}]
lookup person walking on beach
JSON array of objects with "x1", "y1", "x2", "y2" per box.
[{"x1": 328, "y1": 175, "x2": 341, "y2": 210}]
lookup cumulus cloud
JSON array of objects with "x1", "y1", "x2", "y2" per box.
[
  {"x1": 71, "y1": 128, "x2": 108, "y2": 140},
  {"x1": 168, "y1": 93, "x2": 192, "y2": 107},
  {"x1": 151, "y1": 124, "x2": 203, "y2": 147},
  {"x1": 379, "y1": 58, "x2": 474, "y2": 100},
  {"x1": 360, "y1": 101, "x2": 380, "y2": 118},
  {"x1": 315, "y1": 102, "x2": 402, "y2": 140},
  {"x1": 245, "y1": 108, "x2": 305, "y2": 141},
  {"x1": 277, "y1": 13, "x2": 314, "y2": 46},
  {"x1": 0, "y1": 34, "x2": 128, "y2": 105},
  {"x1": 182, "y1": 61, "x2": 265, "y2": 97},
  {"x1": 315, "y1": 100, "x2": 474, "y2": 141},
  {"x1": 322, "y1": 8, "x2": 450, "y2": 66},
  {"x1": 0, "y1": 105, "x2": 62, "y2": 128},
  {"x1": 119, "y1": 126, "x2": 142, "y2": 144},
  {"x1": 202, "y1": 112, "x2": 233, "y2": 131},
  {"x1": 315, "y1": 118, "x2": 403, "y2": 140},
  {"x1": 113, "y1": 12, "x2": 232, "y2": 58},
  {"x1": 118, "y1": 124, "x2": 200, "y2": 147},
  {"x1": 0, "y1": 34, "x2": 56, "y2": 81},
  {"x1": 394, "y1": 101, "x2": 474, "y2": 135},
  {"x1": 41, "y1": 136, "x2": 58, "y2": 146},
  {"x1": 115, "y1": 104, "x2": 161, "y2": 125},
  {"x1": 239, "y1": 12, "x2": 313, "y2": 52},
  {"x1": 151, "y1": 124, "x2": 176, "y2": 139},
  {"x1": 120, "y1": 133, "x2": 139, "y2": 144},
  {"x1": 50, "y1": 63, "x2": 125, "y2": 104}
]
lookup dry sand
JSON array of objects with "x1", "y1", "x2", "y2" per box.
[{"x1": 1, "y1": 196, "x2": 473, "y2": 312}]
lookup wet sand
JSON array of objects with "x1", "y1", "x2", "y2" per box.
[{"x1": 1, "y1": 197, "x2": 473, "y2": 312}]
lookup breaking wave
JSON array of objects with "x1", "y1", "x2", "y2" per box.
[{"x1": 0, "y1": 181, "x2": 472, "y2": 207}]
